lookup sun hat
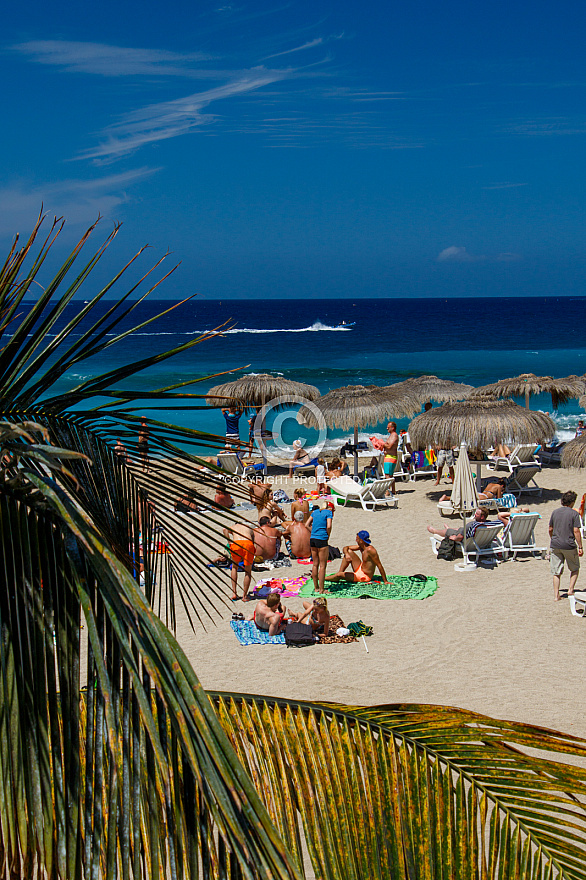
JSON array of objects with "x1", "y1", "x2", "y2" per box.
[
  {"x1": 293, "y1": 439, "x2": 302, "y2": 448},
  {"x1": 357, "y1": 530, "x2": 371, "y2": 545}
]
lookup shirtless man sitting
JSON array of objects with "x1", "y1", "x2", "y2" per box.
[
  {"x1": 222, "y1": 522, "x2": 256, "y2": 601},
  {"x1": 254, "y1": 516, "x2": 281, "y2": 562},
  {"x1": 281, "y1": 511, "x2": 311, "y2": 558},
  {"x1": 325, "y1": 531, "x2": 388, "y2": 583},
  {"x1": 250, "y1": 592, "x2": 296, "y2": 636}
]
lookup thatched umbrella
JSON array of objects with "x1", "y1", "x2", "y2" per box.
[
  {"x1": 471, "y1": 373, "x2": 584, "y2": 410},
  {"x1": 206, "y1": 373, "x2": 320, "y2": 410},
  {"x1": 561, "y1": 436, "x2": 586, "y2": 470},
  {"x1": 299, "y1": 384, "x2": 419, "y2": 477},
  {"x1": 206, "y1": 373, "x2": 321, "y2": 466},
  {"x1": 409, "y1": 398, "x2": 555, "y2": 489},
  {"x1": 386, "y1": 375, "x2": 474, "y2": 408}
]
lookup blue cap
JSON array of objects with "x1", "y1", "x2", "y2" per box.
[{"x1": 357, "y1": 530, "x2": 371, "y2": 544}]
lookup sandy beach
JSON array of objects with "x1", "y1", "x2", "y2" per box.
[{"x1": 168, "y1": 463, "x2": 586, "y2": 738}]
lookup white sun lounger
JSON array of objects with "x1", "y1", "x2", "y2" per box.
[
  {"x1": 328, "y1": 475, "x2": 397, "y2": 510},
  {"x1": 217, "y1": 452, "x2": 266, "y2": 479},
  {"x1": 501, "y1": 512, "x2": 546, "y2": 560},
  {"x1": 506, "y1": 464, "x2": 542, "y2": 497},
  {"x1": 430, "y1": 522, "x2": 505, "y2": 565},
  {"x1": 569, "y1": 593, "x2": 586, "y2": 617},
  {"x1": 487, "y1": 444, "x2": 540, "y2": 474}
]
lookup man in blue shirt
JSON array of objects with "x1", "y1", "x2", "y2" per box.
[
  {"x1": 306, "y1": 503, "x2": 333, "y2": 594},
  {"x1": 222, "y1": 404, "x2": 243, "y2": 443}
]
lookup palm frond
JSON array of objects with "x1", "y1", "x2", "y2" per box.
[{"x1": 212, "y1": 694, "x2": 586, "y2": 880}]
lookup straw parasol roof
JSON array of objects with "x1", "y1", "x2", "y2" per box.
[
  {"x1": 409, "y1": 398, "x2": 556, "y2": 450},
  {"x1": 471, "y1": 373, "x2": 584, "y2": 409},
  {"x1": 561, "y1": 436, "x2": 586, "y2": 469},
  {"x1": 299, "y1": 384, "x2": 418, "y2": 431},
  {"x1": 206, "y1": 373, "x2": 320, "y2": 409},
  {"x1": 386, "y1": 375, "x2": 474, "y2": 406}
]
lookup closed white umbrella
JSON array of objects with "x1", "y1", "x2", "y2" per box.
[
  {"x1": 451, "y1": 443, "x2": 478, "y2": 570},
  {"x1": 451, "y1": 443, "x2": 478, "y2": 513}
]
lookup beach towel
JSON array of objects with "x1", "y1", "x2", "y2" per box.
[
  {"x1": 230, "y1": 619, "x2": 285, "y2": 646},
  {"x1": 252, "y1": 574, "x2": 309, "y2": 598},
  {"x1": 298, "y1": 575, "x2": 438, "y2": 601},
  {"x1": 317, "y1": 614, "x2": 357, "y2": 645},
  {"x1": 412, "y1": 450, "x2": 436, "y2": 469}
]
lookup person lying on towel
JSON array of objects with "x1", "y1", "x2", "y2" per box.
[
  {"x1": 250, "y1": 592, "x2": 297, "y2": 636},
  {"x1": 325, "y1": 531, "x2": 388, "y2": 584}
]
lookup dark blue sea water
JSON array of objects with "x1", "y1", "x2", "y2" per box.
[{"x1": 45, "y1": 296, "x2": 586, "y2": 450}]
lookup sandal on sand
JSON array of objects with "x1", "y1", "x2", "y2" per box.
[{"x1": 230, "y1": 596, "x2": 240, "y2": 602}]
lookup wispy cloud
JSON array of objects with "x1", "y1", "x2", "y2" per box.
[
  {"x1": 78, "y1": 73, "x2": 289, "y2": 162},
  {"x1": 482, "y1": 182, "x2": 528, "y2": 189},
  {"x1": 264, "y1": 37, "x2": 324, "y2": 59},
  {"x1": 0, "y1": 168, "x2": 157, "y2": 235},
  {"x1": 12, "y1": 40, "x2": 217, "y2": 78},
  {"x1": 437, "y1": 245, "x2": 521, "y2": 263}
]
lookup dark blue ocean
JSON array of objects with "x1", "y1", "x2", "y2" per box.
[{"x1": 49, "y1": 296, "x2": 586, "y2": 451}]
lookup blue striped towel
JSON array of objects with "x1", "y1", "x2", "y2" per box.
[
  {"x1": 230, "y1": 619, "x2": 285, "y2": 646},
  {"x1": 499, "y1": 493, "x2": 517, "y2": 508}
]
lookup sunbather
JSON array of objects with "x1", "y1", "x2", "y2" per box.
[
  {"x1": 281, "y1": 511, "x2": 311, "y2": 558},
  {"x1": 428, "y1": 506, "x2": 526, "y2": 542},
  {"x1": 250, "y1": 592, "x2": 297, "y2": 635},
  {"x1": 254, "y1": 517, "x2": 281, "y2": 562},
  {"x1": 255, "y1": 488, "x2": 286, "y2": 526},
  {"x1": 439, "y1": 477, "x2": 508, "y2": 503},
  {"x1": 214, "y1": 484, "x2": 235, "y2": 508},
  {"x1": 291, "y1": 487, "x2": 310, "y2": 522},
  {"x1": 288, "y1": 439, "x2": 311, "y2": 476},
  {"x1": 325, "y1": 530, "x2": 388, "y2": 583},
  {"x1": 298, "y1": 595, "x2": 331, "y2": 634}
]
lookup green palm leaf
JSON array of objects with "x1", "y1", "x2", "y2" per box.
[{"x1": 211, "y1": 694, "x2": 586, "y2": 880}]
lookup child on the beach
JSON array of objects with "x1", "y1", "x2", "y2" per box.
[{"x1": 316, "y1": 457, "x2": 327, "y2": 494}]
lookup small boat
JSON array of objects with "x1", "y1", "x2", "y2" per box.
[{"x1": 337, "y1": 320, "x2": 356, "y2": 328}]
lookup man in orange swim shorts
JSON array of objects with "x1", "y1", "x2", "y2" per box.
[
  {"x1": 325, "y1": 531, "x2": 388, "y2": 585},
  {"x1": 222, "y1": 522, "x2": 256, "y2": 601}
]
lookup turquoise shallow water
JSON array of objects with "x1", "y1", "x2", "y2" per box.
[{"x1": 43, "y1": 296, "x2": 586, "y2": 450}]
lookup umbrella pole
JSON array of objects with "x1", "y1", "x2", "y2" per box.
[
  {"x1": 525, "y1": 389, "x2": 530, "y2": 409},
  {"x1": 353, "y1": 424, "x2": 359, "y2": 479}
]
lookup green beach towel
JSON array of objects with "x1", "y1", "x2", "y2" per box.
[{"x1": 298, "y1": 575, "x2": 437, "y2": 601}]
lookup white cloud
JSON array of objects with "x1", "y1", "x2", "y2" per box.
[
  {"x1": 78, "y1": 72, "x2": 289, "y2": 162},
  {"x1": 437, "y1": 246, "x2": 485, "y2": 263},
  {"x1": 437, "y1": 245, "x2": 522, "y2": 263},
  {"x1": 0, "y1": 168, "x2": 157, "y2": 236},
  {"x1": 12, "y1": 41, "x2": 216, "y2": 78},
  {"x1": 264, "y1": 38, "x2": 324, "y2": 59}
]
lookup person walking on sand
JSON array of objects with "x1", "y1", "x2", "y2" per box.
[
  {"x1": 306, "y1": 502, "x2": 333, "y2": 594},
  {"x1": 325, "y1": 531, "x2": 388, "y2": 584},
  {"x1": 222, "y1": 522, "x2": 256, "y2": 602},
  {"x1": 435, "y1": 446, "x2": 455, "y2": 485},
  {"x1": 138, "y1": 418, "x2": 149, "y2": 472},
  {"x1": 382, "y1": 422, "x2": 399, "y2": 494},
  {"x1": 549, "y1": 491, "x2": 583, "y2": 601}
]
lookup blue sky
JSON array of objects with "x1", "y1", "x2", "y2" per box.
[{"x1": 3, "y1": 0, "x2": 586, "y2": 298}]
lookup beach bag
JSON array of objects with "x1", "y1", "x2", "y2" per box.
[
  {"x1": 436, "y1": 537, "x2": 457, "y2": 561},
  {"x1": 328, "y1": 545, "x2": 341, "y2": 561},
  {"x1": 284, "y1": 622, "x2": 315, "y2": 647}
]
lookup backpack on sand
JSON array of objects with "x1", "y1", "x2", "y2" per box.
[
  {"x1": 284, "y1": 622, "x2": 315, "y2": 647},
  {"x1": 436, "y1": 537, "x2": 458, "y2": 561}
]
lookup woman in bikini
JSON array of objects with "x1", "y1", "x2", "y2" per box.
[
  {"x1": 299, "y1": 595, "x2": 331, "y2": 635},
  {"x1": 255, "y1": 488, "x2": 286, "y2": 526}
]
